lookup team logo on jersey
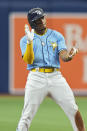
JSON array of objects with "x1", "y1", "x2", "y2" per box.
[{"x1": 50, "y1": 41, "x2": 57, "y2": 51}]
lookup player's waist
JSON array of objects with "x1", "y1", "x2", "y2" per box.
[{"x1": 31, "y1": 67, "x2": 60, "y2": 73}]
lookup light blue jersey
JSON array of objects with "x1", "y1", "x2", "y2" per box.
[{"x1": 20, "y1": 29, "x2": 67, "y2": 70}]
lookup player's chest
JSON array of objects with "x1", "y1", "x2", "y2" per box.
[{"x1": 33, "y1": 37, "x2": 58, "y2": 52}]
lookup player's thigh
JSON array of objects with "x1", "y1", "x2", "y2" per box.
[
  {"x1": 49, "y1": 76, "x2": 78, "y2": 115},
  {"x1": 24, "y1": 71, "x2": 47, "y2": 104},
  {"x1": 24, "y1": 87, "x2": 46, "y2": 105}
]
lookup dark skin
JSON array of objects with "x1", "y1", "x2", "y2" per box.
[
  {"x1": 34, "y1": 16, "x2": 47, "y2": 35},
  {"x1": 33, "y1": 16, "x2": 86, "y2": 131}
]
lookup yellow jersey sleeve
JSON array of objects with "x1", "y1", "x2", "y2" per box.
[{"x1": 23, "y1": 41, "x2": 34, "y2": 64}]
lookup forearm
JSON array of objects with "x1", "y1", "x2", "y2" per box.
[
  {"x1": 23, "y1": 41, "x2": 34, "y2": 64},
  {"x1": 59, "y1": 50, "x2": 73, "y2": 62},
  {"x1": 59, "y1": 47, "x2": 78, "y2": 62}
]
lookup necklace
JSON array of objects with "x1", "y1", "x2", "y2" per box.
[{"x1": 41, "y1": 41, "x2": 45, "y2": 46}]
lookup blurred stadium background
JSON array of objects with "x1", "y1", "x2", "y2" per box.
[{"x1": 0, "y1": 0, "x2": 87, "y2": 131}]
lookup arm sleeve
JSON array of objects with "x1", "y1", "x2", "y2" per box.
[
  {"x1": 20, "y1": 36, "x2": 34, "y2": 64},
  {"x1": 20, "y1": 36, "x2": 27, "y2": 56}
]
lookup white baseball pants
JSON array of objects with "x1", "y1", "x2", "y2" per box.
[{"x1": 17, "y1": 71, "x2": 78, "y2": 131}]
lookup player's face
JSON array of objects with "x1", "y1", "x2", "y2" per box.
[{"x1": 34, "y1": 16, "x2": 46, "y2": 30}]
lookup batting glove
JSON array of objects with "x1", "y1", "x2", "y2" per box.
[{"x1": 25, "y1": 24, "x2": 34, "y2": 43}]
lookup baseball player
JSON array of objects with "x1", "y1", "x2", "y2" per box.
[{"x1": 16, "y1": 8, "x2": 85, "y2": 131}]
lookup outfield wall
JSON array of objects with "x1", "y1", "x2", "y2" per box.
[{"x1": 0, "y1": 0, "x2": 87, "y2": 95}]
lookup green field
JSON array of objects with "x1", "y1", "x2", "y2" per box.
[{"x1": 0, "y1": 96, "x2": 87, "y2": 131}]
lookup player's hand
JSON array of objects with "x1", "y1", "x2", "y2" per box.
[
  {"x1": 69, "y1": 47, "x2": 79, "y2": 58},
  {"x1": 25, "y1": 24, "x2": 34, "y2": 43}
]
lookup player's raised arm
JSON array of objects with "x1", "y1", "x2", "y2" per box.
[
  {"x1": 23, "y1": 24, "x2": 34, "y2": 64},
  {"x1": 59, "y1": 46, "x2": 78, "y2": 62}
]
